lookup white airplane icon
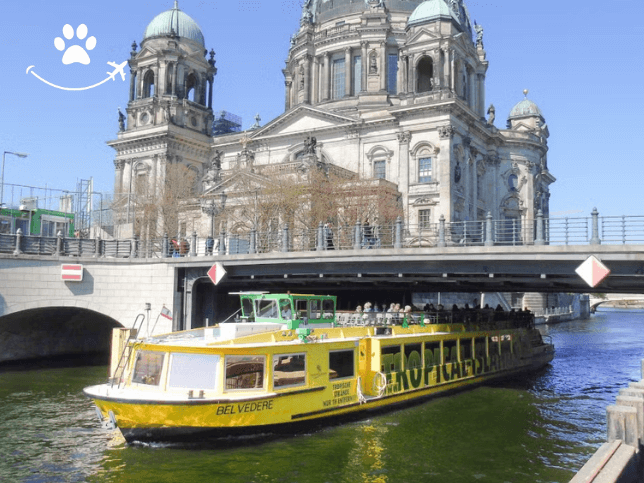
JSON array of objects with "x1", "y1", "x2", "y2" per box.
[{"x1": 107, "y1": 61, "x2": 127, "y2": 81}]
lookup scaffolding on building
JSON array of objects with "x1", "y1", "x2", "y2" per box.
[{"x1": 212, "y1": 111, "x2": 242, "y2": 135}]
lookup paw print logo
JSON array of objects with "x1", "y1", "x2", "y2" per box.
[{"x1": 54, "y1": 24, "x2": 97, "y2": 65}]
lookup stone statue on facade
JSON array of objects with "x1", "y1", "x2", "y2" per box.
[
  {"x1": 369, "y1": 53, "x2": 378, "y2": 74},
  {"x1": 487, "y1": 104, "x2": 495, "y2": 125},
  {"x1": 299, "y1": 64, "x2": 305, "y2": 90},
  {"x1": 365, "y1": 0, "x2": 383, "y2": 9},
  {"x1": 474, "y1": 22, "x2": 484, "y2": 48},
  {"x1": 118, "y1": 108, "x2": 125, "y2": 132},
  {"x1": 303, "y1": 135, "x2": 317, "y2": 156},
  {"x1": 202, "y1": 150, "x2": 223, "y2": 192},
  {"x1": 301, "y1": 0, "x2": 313, "y2": 24}
]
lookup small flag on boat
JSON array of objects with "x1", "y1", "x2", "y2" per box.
[{"x1": 161, "y1": 306, "x2": 173, "y2": 320}]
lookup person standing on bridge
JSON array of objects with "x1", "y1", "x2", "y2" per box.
[{"x1": 324, "y1": 223, "x2": 334, "y2": 249}]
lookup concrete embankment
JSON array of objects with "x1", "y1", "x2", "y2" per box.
[{"x1": 570, "y1": 360, "x2": 644, "y2": 483}]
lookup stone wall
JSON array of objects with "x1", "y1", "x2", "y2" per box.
[{"x1": 0, "y1": 256, "x2": 177, "y2": 335}]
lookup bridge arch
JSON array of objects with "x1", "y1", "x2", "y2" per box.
[{"x1": 0, "y1": 306, "x2": 123, "y2": 364}]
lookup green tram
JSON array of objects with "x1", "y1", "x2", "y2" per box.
[{"x1": 0, "y1": 208, "x2": 75, "y2": 237}]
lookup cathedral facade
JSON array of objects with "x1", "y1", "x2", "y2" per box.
[{"x1": 109, "y1": 0, "x2": 555, "y2": 246}]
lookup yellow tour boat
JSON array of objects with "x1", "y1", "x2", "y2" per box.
[{"x1": 84, "y1": 292, "x2": 554, "y2": 443}]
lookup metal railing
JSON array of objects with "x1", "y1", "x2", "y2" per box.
[{"x1": 2, "y1": 209, "x2": 642, "y2": 259}]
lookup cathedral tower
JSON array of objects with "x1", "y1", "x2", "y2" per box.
[{"x1": 108, "y1": 1, "x2": 216, "y2": 235}]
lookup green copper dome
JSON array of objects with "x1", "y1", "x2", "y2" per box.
[
  {"x1": 408, "y1": 0, "x2": 473, "y2": 37},
  {"x1": 143, "y1": 1, "x2": 205, "y2": 47},
  {"x1": 509, "y1": 98, "x2": 543, "y2": 119},
  {"x1": 408, "y1": 0, "x2": 457, "y2": 26}
]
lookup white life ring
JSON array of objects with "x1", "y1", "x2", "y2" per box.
[{"x1": 372, "y1": 372, "x2": 387, "y2": 397}]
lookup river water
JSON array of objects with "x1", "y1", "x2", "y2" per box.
[{"x1": 1, "y1": 308, "x2": 643, "y2": 483}]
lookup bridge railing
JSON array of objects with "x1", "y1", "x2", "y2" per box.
[{"x1": 2, "y1": 209, "x2": 642, "y2": 259}]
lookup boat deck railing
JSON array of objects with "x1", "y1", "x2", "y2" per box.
[{"x1": 336, "y1": 309, "x2": 535, "y2": 331}]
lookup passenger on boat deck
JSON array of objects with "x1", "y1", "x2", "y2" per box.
[
  {"x1": 428, "y1": 303, "x2": 436, "y2": 312},
  {"x1": 394, "y1": 303, "x2": 401, "y2": 312},
  {"x1": 355, "y1": 305, "x2": 363, "y2": 313},
  {"x1": 495, "y1": 304, "x2": 504, "y2": 311},
  {"x1": 364, "y1": 302, "x2": 373, "y2": 312},
  {"x1": 452, "y1": 304, "x2": 459, "y2": 311},
  {"x1": 373, "y1": 304, "x2": 381, "y2": 312},
  {"x1": 387, "y1": 303, "x2": 396, "y2": 312}
]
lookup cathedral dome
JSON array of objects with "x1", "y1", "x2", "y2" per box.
[
  {"x1": 314, "y1": 0, "x2": 424, "y2": 24},
  {"x1": 509, "y1": 95, "x2": 543, "y2": 119},
  {"x1": 407, "y1": 0, "x2": 473, "y2": 37},
  {"x1": 408, "y1": 0, "x2": 458, "y2": 27},
  {"x1": 143, "y1": 1, "x2": 205, "y2": 47}
]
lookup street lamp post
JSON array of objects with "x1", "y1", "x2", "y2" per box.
[
  {"x1": 200, "y1": 191, "x2": 227, "y2": 254},
  {"x1": 1, "y1": 151, "x2": 28, "y2": 209}
]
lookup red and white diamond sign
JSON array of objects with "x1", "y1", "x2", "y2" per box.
[
  {"x1": 207, "y1": 262, "x2": 227, "y2": 286},
  {"x1": 61, "y1": 264, "x2": 83, "y2": 282},
  {"x1": 575, "y1": 256, "x2": 610, "y2": 288}
]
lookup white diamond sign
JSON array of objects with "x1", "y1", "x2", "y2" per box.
[
  {"x1": 575, "y1": 255, "x2": 611, "y2": 288},
  {"x1": 207, "y1": 262, "x2": 227, "y2": 286}
]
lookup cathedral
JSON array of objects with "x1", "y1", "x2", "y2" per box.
[{"x1": 109, "y1": 0, "x2": 554, "y2": 252}]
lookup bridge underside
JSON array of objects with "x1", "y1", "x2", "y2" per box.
[
  {"x1": 182, "y1": 248, "x2": 644, "y2": 295},
  {"x1": 0, "y1": 307, "x2": 122, "y2": 364}
]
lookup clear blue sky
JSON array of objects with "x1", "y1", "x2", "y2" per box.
[{"x1": 0, "y1": 0, "x2": 641, "y2": 216}]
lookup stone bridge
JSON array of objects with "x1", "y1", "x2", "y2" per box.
[
  {"x1": 588, "y1": 294, "x2": 644, "y2": 312},
  {"x1": 2, "y1": 240, "x2": 644, "y2": 362}
]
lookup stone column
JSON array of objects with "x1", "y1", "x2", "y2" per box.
[
  {"x1": 438, "y1": 126, "x2": 454, "y2": 222},
  {"x1": 344, "y1": 48, "x2": 352, "y2": 97},
  {"x1": 312, "y1": 57, "x2": 319, "y2": 104},
  {"x1": 478, "y1": 74, "x2": 485, "y2": 117},
  {"x1": 172, "y1": 63, "x2": 178, "y2": 96},
  {"x1": 397, "y1": 56, "x2": 405, "y2": 94},
  {"x1": 361, "y1": 42, "x2": 368, "y2": 92},
  {"x1": 380, "y1": 41, "x2": 387, "y2": 91},
  {"x1": 323, "y1": 53, "x2": 330, "y2": 101},
  {"x1": 208, "y1": 76, "x2": 213, "y2": 109},
  {"x1": 469, "y1": 69, "x2": 477, "y2": 110},
  {"x1": 304, "y1": 56, "x2": 311, "y2": 104},
  {"x1": 137, "y1": 68, "x2": 144, "y2": 99},
  {"x1": 284, "y1": 80, "x2": 292, "y2": 111},
  {"x1": 450, "y1": 50, "x2": 456, "y2": 92},
  {"x1": 129, "y1": 70, "x2": 136, "y2": 101},
  {"x1": 398, "y1": 132, "x2": 412, "y2": 221},
  {"x1": 113, "y1": 160, "x2": 124, "y2": 195}
]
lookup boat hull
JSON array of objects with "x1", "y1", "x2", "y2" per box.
[{"x1": 88, "y1": 349, "x2": 553, "y2": 444}]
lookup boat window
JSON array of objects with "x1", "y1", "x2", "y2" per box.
[
  {"x1": 168, "y1": 353, "x2": 220, "y2": 390},
  {"x1": 424, "y1": 342, "x2": 440, "y2": 366},
  {"x1": 404, "y1": 343, "x2": 422, "y2": 370},
  {"x1": 474, "y1": 338, "x2": 486, "y2": 358},
  {"x1": 225, "y1": 355, "x2": 265, "y2": 390},
  {"x1": 241, "y1": 298, "x2": 254, "y2": 318},
  {"x1": 279, "y1": 299, "x2": 293, "y2": 320},
  {"x1": 489, "y1": 336, "x2": 500, "y2": 355},
  {"x1": 329, "y1": 350, "x2": 354, "y2": 379},
  {"x1": 500, "y1": 334, "x2": 512, "y2": 354},
  {"x1": 295, "y1": 299, "x2": 307, "y2": 319},
  {"x1": 310, "y1": 299, "x2": 321, "y2": 320},
  {"x1": 255, "y1": 299, "x2": 279, "y2": 319},
  {"x1": 322, "y1": 299, "x2": 335, "y2": 319},
  {"x1": 273, "y1": 354, "x2": 306, "y2": 388},
  {"x1": 443, "y1": 340, "x2": 458, "y2": 363},
  {"x1": 381, "y1": 345, "x2": 402, "y2": 373},
  {"x1": 132, "y1": 351, "x2": 165, "y2": 386},
  {"x1": 460, "y1": 339, "x2": 473, "y2": 361}
]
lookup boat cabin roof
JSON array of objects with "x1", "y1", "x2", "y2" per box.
[{"x1": 238, "y1": 292, "x2": 337, "y2": 327}]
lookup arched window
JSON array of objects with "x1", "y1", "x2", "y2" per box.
[
  {"x1": 186, "y1": 73, "x2": 198, "y2": 103},
  {"x1": 416, "y1": 56, "x2": 433, "y2": 93},
  {"x1": 143, "y1": 70, "x2": 155, "y2": 98},
  {"x1": 166, "y1": 64, "x2": 173, "y2": 95}
]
